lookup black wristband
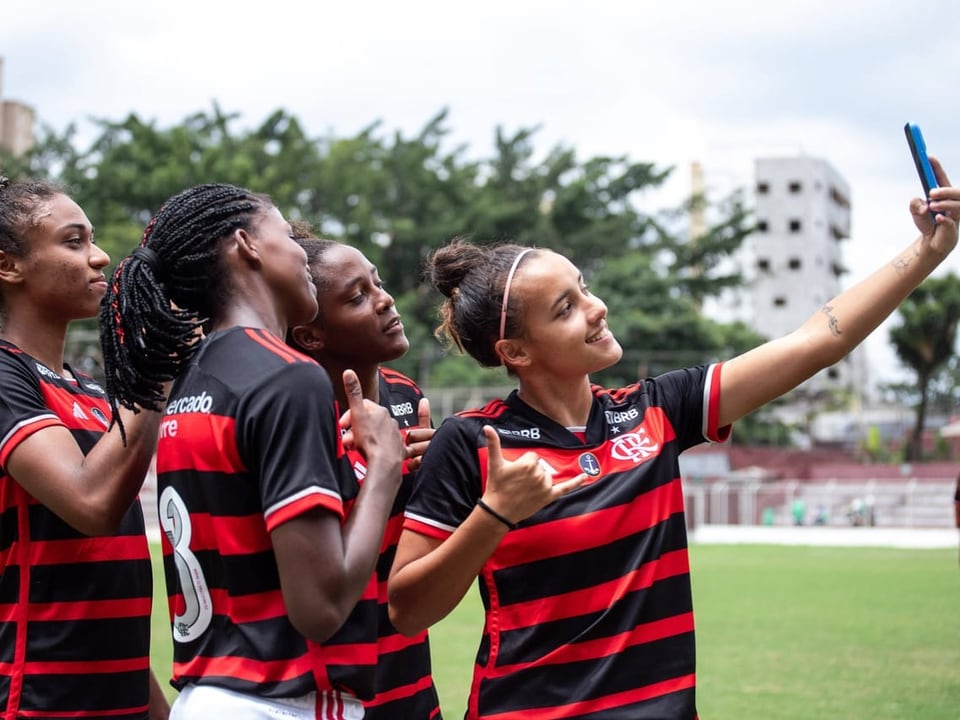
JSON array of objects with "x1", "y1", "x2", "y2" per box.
[{"x1": 477, "y1": 499, "x2": 518, "y2": 530}]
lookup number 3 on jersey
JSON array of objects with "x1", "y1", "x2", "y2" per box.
[{"x1": 159, "y1": 486, "x2": 213, "y2": 642}]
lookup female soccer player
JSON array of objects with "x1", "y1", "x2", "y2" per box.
[
  {"x1": 0, "y1": 176, "x2": 168, "y2": 719},
  {"x1": 389, "y1": 159, "x2": 960, "y2": 719},
  {"x1": 288, "y1": 235, "x2": 441, "y2": 719},
  {"x1": 100, "y1": 183, "x2": 405, "y2": 719}
]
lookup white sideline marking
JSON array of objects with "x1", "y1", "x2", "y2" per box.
[{"x1": 690, "y1": 524, "x2": 958, "y2": 549}]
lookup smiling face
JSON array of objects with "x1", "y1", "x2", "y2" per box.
[
  {"x1": 499, "y1": 250, "x2": 623, "y2": 379},
  {"x1": 10, "y1": 193, "x2": 109, "y2": 322},
  {"x1": 309, "y1": 244, "x2": 409, "y2": 368}
]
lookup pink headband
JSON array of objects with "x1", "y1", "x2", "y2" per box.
[{"x1": 498, "y1": 248, "x2": 534, "y2": 340}]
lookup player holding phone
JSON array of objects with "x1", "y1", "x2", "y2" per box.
[
  {"x1": 388, "y1": 139, "x2": 960, "y2": 719},
  {"x1": 906, "y1": 123, "x2": 940, "y2": 220}
]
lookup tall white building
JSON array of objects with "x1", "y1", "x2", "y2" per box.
[
  {"x1": 749, "y1": 156, "x2": 866, "y2": 399},
  {"x1": 0, "y1": 57, "x2": 36, "y2": 158}
]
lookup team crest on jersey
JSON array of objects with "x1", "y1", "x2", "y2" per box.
[
  {"x1": 577, "y1": 452, "x2": 602, "y2": 476},
  {"x1": 610, "y1": 428, "x2": 660, "y2": 463},
  {"x1": 91, "y1": 407, "x2": 110, "y2": 428}
]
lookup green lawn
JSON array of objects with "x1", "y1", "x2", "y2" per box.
[
  {"x1": 150, "y1": 544, "x2": 960, "y2": 718},
  {"x1": 691, "y1": 545, "x2": 960, "y2": 719}
]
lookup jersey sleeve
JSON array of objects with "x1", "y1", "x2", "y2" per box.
[
  {"x1": 236, "y1": 361, "x2": 350, "y2": 533},
  {"x1": 403, "y1": 416, "x2": 483, "y2": 539},
  {"x1": 649, "y1": 362, "x2": 730, "y2": 449},
  {"x1": 0, "y1": 352, "x2": 63, "y2": 472}
]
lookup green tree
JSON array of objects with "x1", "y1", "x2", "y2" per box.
[
  {"x1": 0, "y1": 121, "x2": 88, "y2": 184},
  {"x1": 21, "y1": 104, "x2": 321, "y2": 267},
  {"x1": 889, "y1": 272, "x2": 960, "y2": 460},
  {"x1": 10, "y1": 104, "x2": 766, "y2": 417}
]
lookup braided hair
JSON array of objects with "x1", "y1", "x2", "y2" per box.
[
  {"x1": 0, "y1": 175, "x2": 68, "y2": 318},
  {"x1": 425, "y1": 236, "x2": 538, "y2": 368},
  {"x1": 99, "y1": 183, "x2": 273, "y2": 436}
]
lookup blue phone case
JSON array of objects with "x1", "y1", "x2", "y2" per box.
[{"x1": 904, "y1": 122, "x2": 938, "y2": 196}]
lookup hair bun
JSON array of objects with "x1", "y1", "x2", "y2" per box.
[{"x1": 428, "y1": 236, "x2": 485, "y2": 298}]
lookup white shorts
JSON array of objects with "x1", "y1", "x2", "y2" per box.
[{"x1": 170, "y1": 684, "x2": 364, "y2": 720}]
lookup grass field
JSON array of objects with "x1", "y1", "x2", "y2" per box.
[{"x1": 150, "y1": 543, "x2": 960, "y2": 718}]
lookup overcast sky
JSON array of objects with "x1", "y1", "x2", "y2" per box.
[{"x1": 5, "y1": 0, "x2": 960, "y2": 385}]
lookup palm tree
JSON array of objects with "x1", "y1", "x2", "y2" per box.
[{"x1": 890, "y1": 272, "x2": 960, "y2": 460}]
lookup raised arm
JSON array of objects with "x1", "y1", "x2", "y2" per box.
[
  {"x1": 388, "y1": 426, "x2": 584, "y2": 635},
  {"x1": 272, "y1": 369, "x2": 404, "y2": 642},
  {"x1": 717, "y1": 158, "x2": 959, "y2": 428},
  {"x1": 6, "y1": 407, "x2": 163, "y2": 536}
]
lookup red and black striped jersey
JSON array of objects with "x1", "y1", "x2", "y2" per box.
[
  {"x1": 341, "y1": 367, "x2": 440, "y2": 720},
  {"x1": 156, "y1": 327, "x2": 359, "y2": 699},
  {"x1": 404, "y1": 364, "x2": 728, "y2": 720},
  {"x1": 0, "y1": 340, "x2": 153, "y2": 719}
]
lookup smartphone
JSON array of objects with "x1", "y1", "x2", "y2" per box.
[{"x1": 904, "y1": 122, "x2": 938, "y2": 196}]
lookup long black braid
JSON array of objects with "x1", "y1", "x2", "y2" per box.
[{"x1": 99, "y1": 183, "x2": 273, "y2": 438}]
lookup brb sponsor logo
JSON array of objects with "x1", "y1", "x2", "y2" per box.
[
  {"x1": 604, "y1": 407, "x2": 639, "y2": 425},
  {"x1": 497, "y1": 426, "x2": 542, "y2": 440},
  {"x1": 162, "y1": 392, "x2": 215, "y2": 439},
  {"x1": 610, "y1": 428, "x2": 660, "y2": 463},
  {"x1": 35, "y1": 363, "x2": 62, "y2": 381},
  {"x1": 391, "y1": 401, "x2": 414, "y2": 417}
]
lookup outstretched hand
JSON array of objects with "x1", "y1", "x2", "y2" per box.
[
  {"x1": 479, "y1": 425, "x2": 586, "y2": 526},
  {"x1": 403, "y1": 398, "x2": 435, "y2": 473},
  {"x1": 912, "y1": 157, "x2": 959, "y2": 257}
]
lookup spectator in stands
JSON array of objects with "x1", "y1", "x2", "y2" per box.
[
  {"x1": 848, "y1": 497, "x2": 866, "y2": 526},
  {"x1": 791, "y1": 497, "x2": 807, "y2": 525},
  {"x1": 864, "y1": 494, "x2": 876, "y2": 527}
]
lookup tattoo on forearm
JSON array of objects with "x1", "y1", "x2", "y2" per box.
[
  {"x1": 821, "y1": 304, "x2": 841, "y2": 336},
  {"x1": 892, "y1": 245, "x2": 921, "y2": 275}
]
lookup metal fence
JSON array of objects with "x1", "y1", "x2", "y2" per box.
[{"x1": 683, "y1": 478, "x2": 957, "y2": 530}]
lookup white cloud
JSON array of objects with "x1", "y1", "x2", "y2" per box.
[{"x1": 4, "y1": 0, "x2": 960, "y2": 384}]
